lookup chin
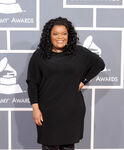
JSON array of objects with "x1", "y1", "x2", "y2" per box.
[
  {"x1": 55, "y1": 46, "x2": 64, "y2": 49},
  {"x1": 56, "y1": 44, "x2": 66, "y2": 48}
]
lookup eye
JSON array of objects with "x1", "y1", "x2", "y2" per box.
[
  {"x1": 63, "y1": 32, "x2": 67, "y2": 35},
  {"x1": 53, "y1": 32, "x2": 58, "y2": 35}
]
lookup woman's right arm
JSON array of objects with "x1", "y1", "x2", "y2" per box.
[
  {"x1": 26, "y1": 51, "x2": 43, "y2": 126},
  {"x1": 32, "y1": 103, "x2": 43, "y2": 126}
]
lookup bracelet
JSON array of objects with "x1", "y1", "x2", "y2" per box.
[{"x1": 82, "y1": 78, "x2": 88, "y2": 85}]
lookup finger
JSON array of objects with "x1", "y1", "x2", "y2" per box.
[
  {"x1": 41, "y1": 116, "x2": 43, "y2": 122},
  {"x1": 78, "y1": 87, "x2": 80, "y2": 91},
  {"x1": 38, "y1": 119, "x2": 43, "y2": 126},
  {"x1": 35, "y1": 120, "x2": 42, "y2": 126},
  {"x1": 79, "y1": 86, "x2": 83, "y2": 91},
  {"x1": 38, "y1": 121, "x2": 42, "y2": 126},
  {"x1": 81, "y1": 85, "x2": 84, "y2": 89}
]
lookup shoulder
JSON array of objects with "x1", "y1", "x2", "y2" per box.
[
  {"x1": 76, "y1": 44, "x2": 90, "y2": 53},
  {"x1": 76, "y1": 44, "x2": 93, "y2": 56},
  {"x1": 32, "y1": 49, "x2": 41, "y2": 57},
  {"x1": 76, "y1": 44, "x2": 100, "y2": 60},
  {"x1": 28, "y1": 49, "x2": 42, "y2": 67},
  {"x1": 30, "y1": 49, "x2": 41, "y2": 60}
]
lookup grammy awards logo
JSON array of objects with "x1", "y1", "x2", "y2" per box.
[
  {"x1": 0, "y1": 0, "x2": 37, "y2": 28},
  {"x1": 0, "y1": 0, "x2": 24, "y2": 14},
  {"x1": 83, "y1": 35, "x2": 106, "y2": 72},
  {"x1": 0, "y1": 57, "x2": 23, "y2": 94}
]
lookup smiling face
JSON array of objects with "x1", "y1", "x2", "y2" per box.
[{"x1": 50, "y1": 25, "x2": 68, "y2": 50}]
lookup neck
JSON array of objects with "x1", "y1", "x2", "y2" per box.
[{"x1": 52, "y1": 46, "x2": 64, "y2": 52}]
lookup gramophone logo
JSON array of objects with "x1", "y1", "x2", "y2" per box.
[
  {"x1": 0, "y1": 0, "x2": 24, "y2": 14},
  {"x1": 83, "y1": 35, "x2": 106, "y2": 72},
  {"x1": 0, "y1": 57, "x2": 23, "y2": 94}
]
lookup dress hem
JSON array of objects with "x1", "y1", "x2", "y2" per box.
[{"x1": 37, "y1": 136, "x2": 83, "y2": 146}]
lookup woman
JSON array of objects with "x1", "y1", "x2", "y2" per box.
[{"x1": 26, "y1": 17, "x2": 105, "y2": 150}]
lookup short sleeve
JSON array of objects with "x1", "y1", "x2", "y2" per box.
[
  {"x1": 26, "y1": 51, "x2": 42, "y2": 105},
  {"x1": 81, "y1": 47, "x2": 105, "y2": 85}
]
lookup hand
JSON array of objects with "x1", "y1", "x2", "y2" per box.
[
  {"x1": 78, "y1": 82, "x2": 84, "y2": 91},
  {"x1": 33, "y1": 109, "x2": 44, "y2": 126}
]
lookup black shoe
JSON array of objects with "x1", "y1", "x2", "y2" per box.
[
  {"x1": 59, "y1": 144, "x2": 75, "y2": 150},
  {"x1": 42, "y1": 145, "x2": 60, "y2": 150}
]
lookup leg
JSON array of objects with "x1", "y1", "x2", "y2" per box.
[
  {"x1": 42, "y1": 144, "x2": 59, "y2": 150},
  {"x1": 59, "y1": 143, "x2": 75, "y2": 150}
]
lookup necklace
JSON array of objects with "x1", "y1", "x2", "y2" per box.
[
  {"x1": 52, "y1": 49, "x2": 63, "y2": 53},
  {"x1": 52, "y1": 46, "x2": 63, "y2": 53}
]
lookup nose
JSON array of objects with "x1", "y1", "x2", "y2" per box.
[{"x1": 57, "y1": 34, "x2": 64, "y2": 39}]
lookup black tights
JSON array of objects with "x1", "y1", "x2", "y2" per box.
[{"x1": 42, "y1": 143, "x2": 75, "y2": 150}]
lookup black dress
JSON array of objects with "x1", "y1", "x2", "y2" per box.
[{"x1": 26, "y1": 45, "x2": 105, "y2": 145}]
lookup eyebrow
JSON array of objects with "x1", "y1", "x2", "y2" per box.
[{"x1": 52, "y1": 31, "x2": 68, "y2": 33}]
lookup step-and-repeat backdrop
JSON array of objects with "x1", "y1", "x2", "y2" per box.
[{"x1": 0, "y1": 0, "x2": 124, "y2": 149}]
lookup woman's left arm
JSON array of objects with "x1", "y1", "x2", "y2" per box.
[{"x1": 81, "y1": 48, "x2": 105, "y2": 85}]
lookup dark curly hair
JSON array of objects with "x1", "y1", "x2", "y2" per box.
[{"x1": 37, "y1": 16, "x2": 80, "y2": 59}]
